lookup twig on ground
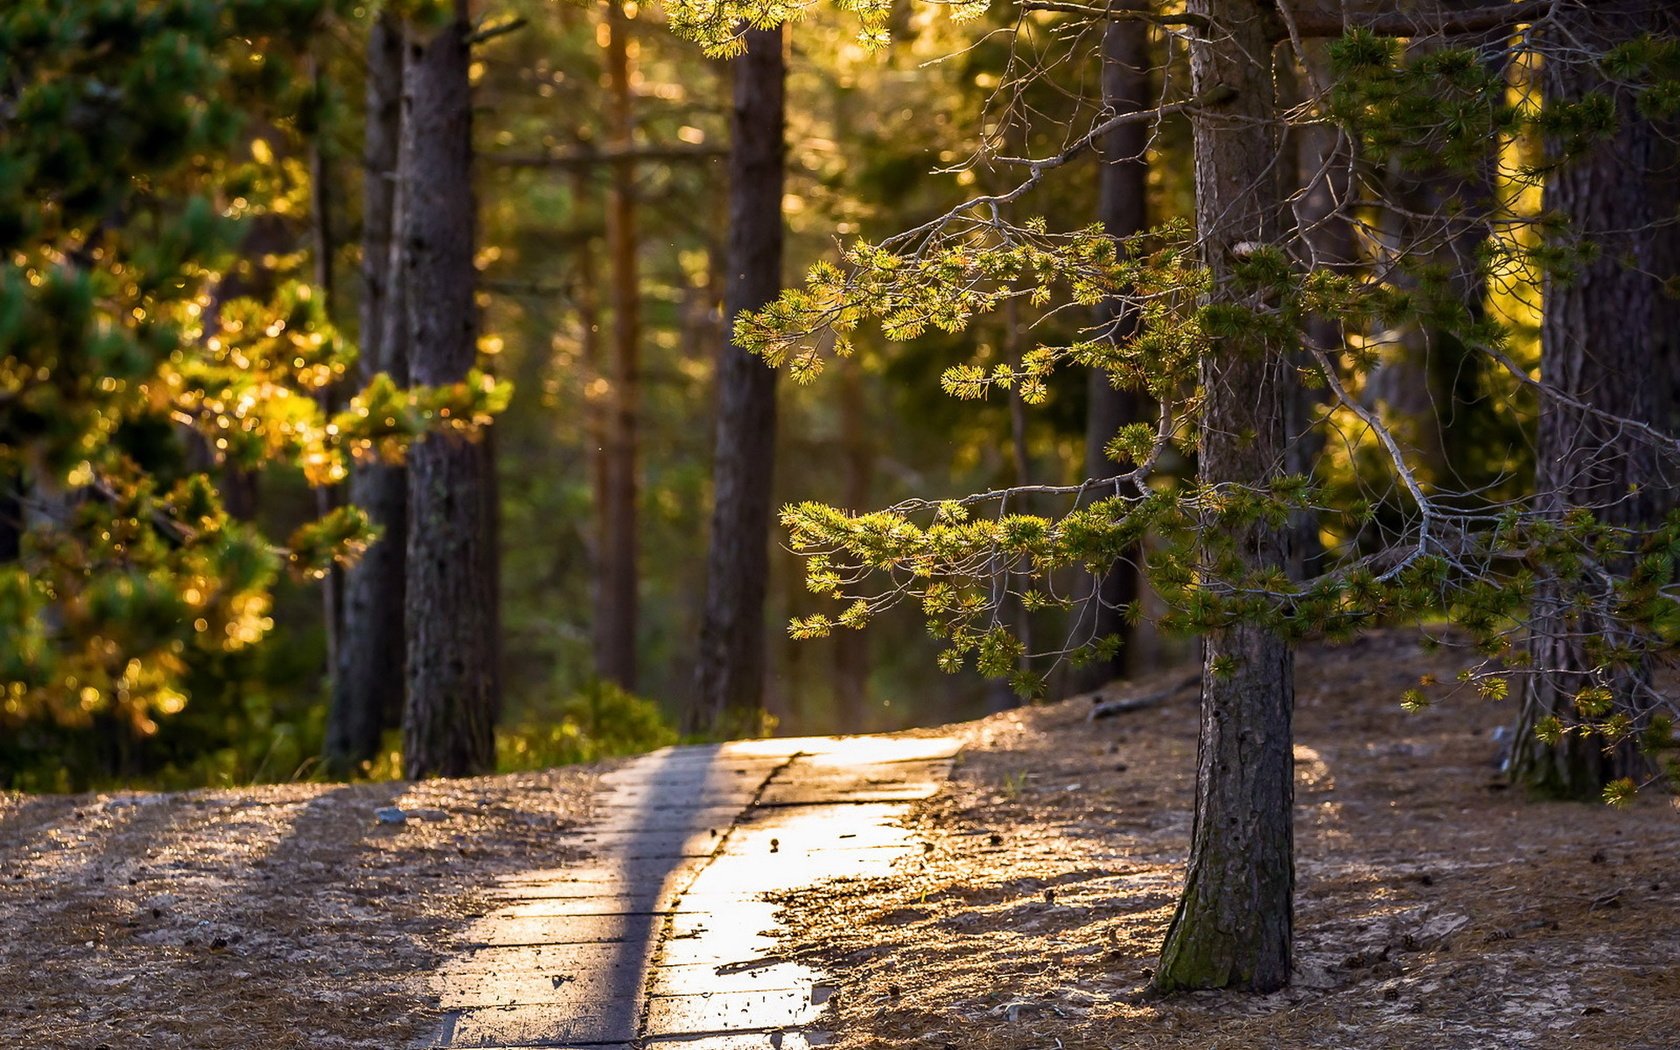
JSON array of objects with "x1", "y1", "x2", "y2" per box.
[{"x1": 1088, "y1": 672, "x2": 1199, "y2": 720}]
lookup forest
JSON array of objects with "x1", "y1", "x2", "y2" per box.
[{"x1": 3, "y1": 0, "x2": 1680, "y2": 1027}]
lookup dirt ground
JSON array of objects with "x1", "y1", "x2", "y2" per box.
[
  {"x1": 3, "y1": 629, "x2": 1677, "y2": 1050},
  {"x1": 769, "y1": 629, "x2": 1680, "y2": 1050},
  {"x1": 0, "y1": 766, "x2": 602, "y2": 1049}
]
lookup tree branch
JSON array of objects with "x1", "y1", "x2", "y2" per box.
[
  {"x1": 1019, "y1": 1, "x2": 1210, "y2": 29},
  {"x1": 883, "y1": 89, "x2": 1227, "y2": 252},
  {"x1": 487, "y1": 143, "x2": 727, "y2": 170},
  {"x1": 1088, "y1": 673, "x2": 1200, "y2": 720},
  {"x1": 1286, "y1": 1, "x2": 1555, "y2": 39},
  {"x1": 465, "y1": 16, "x2": 527, "y2": 46}
]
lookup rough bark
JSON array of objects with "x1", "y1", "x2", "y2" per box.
[
  {"x1": 326, "y1": 12, "x2": 409, "y2": 775},
  {"x1": 595, "y1": 0, "x2": 642, "y2": 691},
  {"x1": 400, "y1": 5, "x2": 498, "y2": 779},
  {"x1": 690, "y1": 25, "x2": 786, "y2": 737},
  {"x1": 1513, "y1": 0, "x2": 1680, "y2": 797},
  {"x1": 1074, "y1": 16, "x2": 1149, "y2": 692},
  {"x1": 1154, "y1": 0, "x2": 1296, "y2": 994}
]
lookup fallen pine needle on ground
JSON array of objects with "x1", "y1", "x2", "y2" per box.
[
  {"x1": 2, "y1": 628, "x2": 1677, "y2": 1049},
  {"x1": 0, "y1": 766, "x2": 601, "y2": 1049},
  {"x1": 770, "y1": 629, "x2": 1680, "y2": 1050}
]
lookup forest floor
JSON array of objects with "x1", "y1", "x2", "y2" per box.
[
  {"x1": 772, "y1": 628, "x2": 1680, "y2": 1050},
  {"x1": 2, "y1": 627, "x2": 1678, "y2": 1049},
  {"x1": 0, "y1": 766, "x2": 602, "y2": 1048}
]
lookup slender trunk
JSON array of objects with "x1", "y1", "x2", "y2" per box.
[
  {"x1": 569, "y1": 168, "x2": 609, "y2": 587},
  {"x1": 595, "y1": 0, "x2": 642, "y2": 691},
  {"x1": 480, "y1": 422, "x2": 503, "y2": 724},
  {"x1": 308, "y1": 53, "x2": 346, "y2": 696},
  {"x1": 1074, "y1": 16, "x2": 1149, "y2": 691},
  {"x1": 828, "y1": 77, "x2": 870, "y2": 733},
  {"x1": 1154, "y1": 0, "x2": 1295, "y2": 994},
  {"x1": 197, "y1": 210, "x2": 289, "y2": 524},
  {"x1": 1287, "y1": 40, "x2": 1349, "y2": 581},
  {"x1": 690, "y1": 25, "x2": 787, "y2": 737},
  {"x1": 1007, "y1": 295, "x2": 1032, "y2": 494},
  {"x1": 0, "y1": 455, "x2": 18, "y2": 561},
  {"x1": 326, "y1": 12, "x2": 408, "y2": 774},
  {"x1": 1362, "y1": 2, "x2": 1496, "y2": 493},
  {"x1": 989, "y1": 296, "x2": 1031, "y2": 713},
  {"x1": 832, "y1": 353, "x2": 873, "y2": 732},
  {"x1": 401, "y1": 3, "x2": 498, "y2": 779},
  {"x1": 1513, "y1": 0, "x2": 1678, "y2": 797}
]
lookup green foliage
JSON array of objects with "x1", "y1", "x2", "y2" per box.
[
  {"x1": 0, "y1": 1, "x2": 507, "y2": 743},
  {"x1": 676, "y1": 14, "x2": 1680, "y2": 773},
  {"x1": 740, "y1": 219, "x2": 1212, "y2": 401},
  {"x1": 498, "y1": 679, "x2": 678, "y2": 772},
  {"x1": 0, "y1": 570, "x2": 329, "y2": 791},
  {"x1": 664, "y1": 0, "x2": 988, "y2": 56},
  {"x1": 1601, "y1": 776, "x2": 1637, "y2": 807},
  {"x1": 1328, "y1": 30, "x2": 1519, "y2": 174}
]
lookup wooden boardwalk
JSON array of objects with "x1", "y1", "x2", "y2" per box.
[{"x1": 425, "y1": 735, "x2": 961, "y2": 1049}]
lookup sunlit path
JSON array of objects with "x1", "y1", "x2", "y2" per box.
[{"x1": 424, "y1": 735, "x2": 961, "y2": 1049}]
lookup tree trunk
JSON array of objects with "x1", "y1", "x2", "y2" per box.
[
  {"x1": 1154, "y1": 0, "x2": 1295, "y2": 994},
  {"x1": 1286, "y1": 40, "x2": 1348, "y2": 582},
  {"x1": 400, "y1": 3, "x2": 498, "y2": 779},
  {"x1": 1361, "y1": 6, "x2": 1496, "y2": 495},
  {"x1": 195, "y1": 208, "x2": 292, "y2": 525},
  {"x1": 308, "y1": 52, "x2": 346, "y2": 698},
  {"x1": 690, "y1": 25, "x2": 786, "y2": 737},
  {"x1": 568, "y1": 167, "x2": 610, "y2": 599},
  {"x1": 1513, "y1": 0, "x2": 1679, "y2": 797},
  {"x1": 326, "y1": 12, "x2": 408, "y2": 775},
  {"x1": 1074, "y1": 16, "x2": 1149, "y2": 692},
  {"x1": 595, "y1": 0, "x2": 642, "y2": 691},
  {"x1": 832, "y1": 356, "x2": 873, "y2": 732},
  {"x1": 0, "y1": 461, "x2": 19, "y2": 562}
]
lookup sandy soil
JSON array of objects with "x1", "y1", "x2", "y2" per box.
[
  {"x1": 4, "y1": 629, "x2": 1676, "y2": 1050},
  {"x1": 0, "y1": 767, "x2": 602, "y2": 1049},
  {"x1": 771, "y1": 630, "x2": 1680, "y2": 1050}
]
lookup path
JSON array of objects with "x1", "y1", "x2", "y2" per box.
[{"x1": 424, "y1": 734, "x2": 962, "y2": 1049}]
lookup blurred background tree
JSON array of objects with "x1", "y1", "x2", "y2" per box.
[{"x1": 6, "y1": 0, "x2": 1672, "y2": 816}]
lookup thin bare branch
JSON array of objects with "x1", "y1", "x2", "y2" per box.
[
  {"x1": 1019, "y1": 1, "x2": 1210, "y2": 29},
  {"x1": 1287, "y1": 1, "x2": 1556, "y2": 39},
  {"x1": 487, "y1": 144, "x2": 727, "y2": 169},
  {"x1": 882, "y1": 88, "x2": 1228, "y2": 252}
]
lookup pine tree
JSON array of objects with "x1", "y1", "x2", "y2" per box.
[
  {"x1": 0, "y1": 0, "x2": 499, "y2": 739},
  {"x1": 400, "y1": 1, "x2": 501, "y2": 779},
  {"x1": 1073, "y1": 15, "x2": 1150, "y2": 692},
  {"x1": 595, "y1": 0, "x2": 644, "y2": 691},
  {"x1": 1512, "y1": 0, "x2": 1680, "y2": 797},
  {"x1": 691, "y1": 24, "x2": 788, "y2": 737},
  {"x1": 327, "y1": 10, "x2": 410, "y2": 775},
  {"x1": 1151, "y1": 0, "x2": 1296, "y2": 992},
  {"x1": 674, "y1": 0, "x2": 1680, "y2": 992}
]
